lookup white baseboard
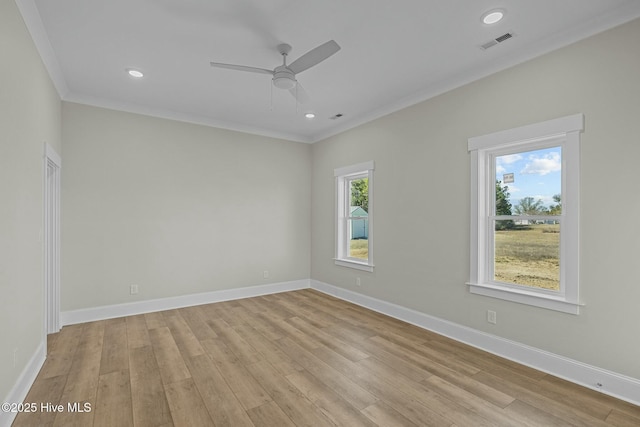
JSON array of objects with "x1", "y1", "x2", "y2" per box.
[
  {"x1": 310, "y1": 279, "x2": 640, "y2": 406},
  {"x1": 29, "y1": 278, "x2": 640, "y2": 410},
  {"x1": 61, "y1": 279, "x2": 310, "y2": 326},
  {"x1": 1, "y1": 340, "x2": 46, "y2": 427}
]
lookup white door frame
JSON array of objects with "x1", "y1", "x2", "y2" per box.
[{"x1": 44, "y1": 143, "x2": 61, "y2": 335}]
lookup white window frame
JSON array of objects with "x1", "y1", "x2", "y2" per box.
[
  {"x1": 468, "y1": 114, "x2": 583, "y2": 314},
  {"x1": 334, "y1": 161, "x2": 374, "y2": 272}
]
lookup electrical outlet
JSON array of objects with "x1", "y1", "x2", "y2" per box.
[
  {"x1": 356, "y1": 277, "x2": 361, "y2": 287},
  {"x1": 487, "y1": 310, "x2": 497, "y2": 324},
  {"x1": 263, "y1": 270, "x2": 269, "y2": 279},
  {"x1": 130, "y1": 284, "x2": 139, "y2": 295}
]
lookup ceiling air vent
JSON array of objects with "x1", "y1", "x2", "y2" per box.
[{"x1": 480, "y1": 32, "x2": 515, "y2": 50}]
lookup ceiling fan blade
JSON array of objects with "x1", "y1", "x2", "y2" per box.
[
  {"x1": 288, "y1": 82, "x2": 310, "y2": 104},
  {"x1": 288, "y1": 40, "x2": 341, "y2": 75},
  {"x1": 210, "y1": 62, "x2": 273, "y2": 75}
]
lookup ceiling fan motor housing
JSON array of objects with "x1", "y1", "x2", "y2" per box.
[{"x1": 273, "y1": 66, "x2": 296, "y2": 89}]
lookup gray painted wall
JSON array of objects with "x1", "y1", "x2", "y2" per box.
[
  {"x1": 311, "y1": 19, "x2": 640, "y2": 379},
  {"x1": 1, "y1": 0, "x2": 61, "y2": 402},
  {"x1": 61, "y1": 102, "x2": 311, "y2": 311}
]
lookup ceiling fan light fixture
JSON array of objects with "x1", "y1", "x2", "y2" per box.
[
  {"x1": 273, "y1": 76, "x2": 296, "y2": 90},
  {"x1": 127, "y1": 68, "x2": 144, "y2": 78},
  {"x1": 482, "y1": 9, "x2": 505, "y2": 25}
]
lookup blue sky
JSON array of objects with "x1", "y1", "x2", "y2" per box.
[{"x1": 495, "y1": 146, "x2": 561, "y2": 208}]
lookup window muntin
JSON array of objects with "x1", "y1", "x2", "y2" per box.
[
  {"x1": 468, "y1": 114, "x2": 583, "y2": 314},
  {"x1": 335, "y1": 162, "x2": 374, "y2": 271}
]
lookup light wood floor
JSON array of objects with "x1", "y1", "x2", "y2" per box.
[{"x1": 13, "y1": 289, "x2": 640, "y2": 427}]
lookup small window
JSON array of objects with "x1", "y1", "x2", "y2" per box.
[
  {"x1": 334, "y1": 161, "x2": 374, "y2": 272},
  {"x1": 468, "y1": 115, "x2": 583, "y2": 314}
]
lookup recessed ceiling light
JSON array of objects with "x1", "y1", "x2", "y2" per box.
[
  {"x1": 127, "y1": 68, "x2": 144, "y2": 78},
  {"x1": 305, "y1": 113, "x2": 315, "y2": 119},
  {"x1": 482, "y1": 9, "x2": 505, "y2": 25}
]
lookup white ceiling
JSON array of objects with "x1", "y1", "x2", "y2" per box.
[{"x1": 18, "y1": 0, "x2": 640, "y2": 142}]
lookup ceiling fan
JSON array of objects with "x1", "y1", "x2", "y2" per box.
[{"x1": 210, "y1": 40, "x2": 340, "y2": 104}]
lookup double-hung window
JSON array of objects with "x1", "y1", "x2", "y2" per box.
[
  {"x1": 468, "y1": 114, "x2": 583, "y2": 314},
  {"x1": 334, "y1": 161, "x2": 374, "y2": 272}
]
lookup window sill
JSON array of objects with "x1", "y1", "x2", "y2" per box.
[
  {"x1": 467, "y1": 282, "x2": 582, "y2": 314},
  {"x1": 334, "y1": 258, "x2": 374, "y2": 272}
]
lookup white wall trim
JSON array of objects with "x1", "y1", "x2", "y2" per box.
[
  {"x1": 310, "y1": 279, "x2": 640, "y2": 406},
  {"x1": 60, "y1": 279, "x2": 310, "y2": 326},
  {"x1": 0, "y1": 341, "x2": 46, "y2": 427},
  {"x1": 43, "y1": 143, "x2": 62, "y2": 334}
]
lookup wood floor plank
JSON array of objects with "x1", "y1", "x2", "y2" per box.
[
  {"x1": 99, "y1": 318, "x2": 129, "y2": 375},
  {"x1": 472, "y1": 370, "x2": 611, "y2": 427},
  {"x1": 270, "y1": 294, "x2": 328, "y2": 328},
  {"x1": 56, "y1": 362, "x2": 101, "y2": 426},
  {"x1": 361, "y1": 401, "x2": 420, "y2": 427},
  {"x1": 606, "y1": 400, "x2": 640, "y2": 423},
  {"x1": 248, "y1": 311, "x2": 288, "y2": 341},
  {"x1": 275, "y1": 337, "x2": 378, "y2": 410},
  {"x1": 503, "y1": 399, "x2": 574, "y2": 427},
  {"x1": 308, "y1": 342, "x2": 457, "y2": 426},
  {"x1": 207, "y1": 317, "x2": 263, "y2": 365},
  {"x1": 247, "y1": 401, "x2": 296, "y2": 427},
  {"x1": 164, "y1": 378, "x2": 214, "y2": 427},
  {"x1": 372, "y1": 335, "x2": 514, "y2": 408},
  {"x1": 285, "y1": 369, "x2": 377, "y2": 426},
  {"x1": 177, "y1": 306, "x2": 219, "y2": 341},
  {"x1": 200, "y1": 338, "x2": 272, "y2": 410},
  {"x1": 350, "y1": 334, "x2": 434, "y2": 382},
  {"x1": 47, "y1": 330, "x2": 60, "y2": 353},
  {"x1": 64, "y1": 332, "x2": 103, "y2": 389},
  {"x1": 163, "y1": 311, "x2": 205, "y2": 359},
  {"x1": 352, "y1": 354, "x2": 487, "y2": 427},
  {"x1": 606, "y1": 408, "x2": 640, "y2": 426},
  {"x1": 13, "y1": 289, "x2": 639, "y2": 427},
  {"x1": 235, "y1": 296, "x2": 267, "y2": 314},
  {"x1": 148, "y1": 326, "x2": 191, "y2": 385},
  {"x1": 274, "y1": 318, "x2": 323, "y2": 352},
  {"x1": 144, "y1": 311, "x2": 167, "y2": 330},
  {"x1": 77, "y1": 321, "x2": 106, "y2": 353},
  {"x1": 183, "y1": 353, "x2": 255, "y2": 427},
  {"x1": 540, "y1": 375, "x2": 627, "y2": 420},
  {"x1": 93, "y1": 369, "x2": 134, "y2": 427},
  {"x1": 129, "y1": 345, "x2": 174, "y2": 427},
  {"x1": 52, "y1": 379, "x2": 96, "y2": 427},
  {"x1": 126, "y1": 315, "x2": 151, "y2": 349},
  {"x1": 246, "y1": 359, "x2": 335, "y2": 426},
  {"x1": 12, "y1": 375, "x2": 67, "y2": 427},
  {"x1": 39, "y1": 324, "x2": 83, "y2": 379},
  {"x1": 228, "y1": 303, "x2": 270, "y2": 329},
  {"x1": 287, "y1": 316, "x2": 370, "y2": 362},
  {"x1": 350, "y1": 358, "x2": 459, "y2": 426},
  {"x1": 321, "y1": 322, "x2": 378, "y2": 344},
  {"x1": 422, "y1": 374, "x2": 523, "y2": 427},
  {"x1": 233, "y1": 323, "x2": 304, "y2": 376},
  {"x1": 427, "y1": 337, "x2": 549, "y2": 382},
  {"x1": 252, "y1": 295, "x2": 297, "y2": 320}
]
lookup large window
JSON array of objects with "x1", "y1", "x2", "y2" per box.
[
  {"x1": 334, "y1": 161, "x2": 374, "y2": 272},
  {"x1": 468, "y1": 115, "x2": 583, "y2": 313}
]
